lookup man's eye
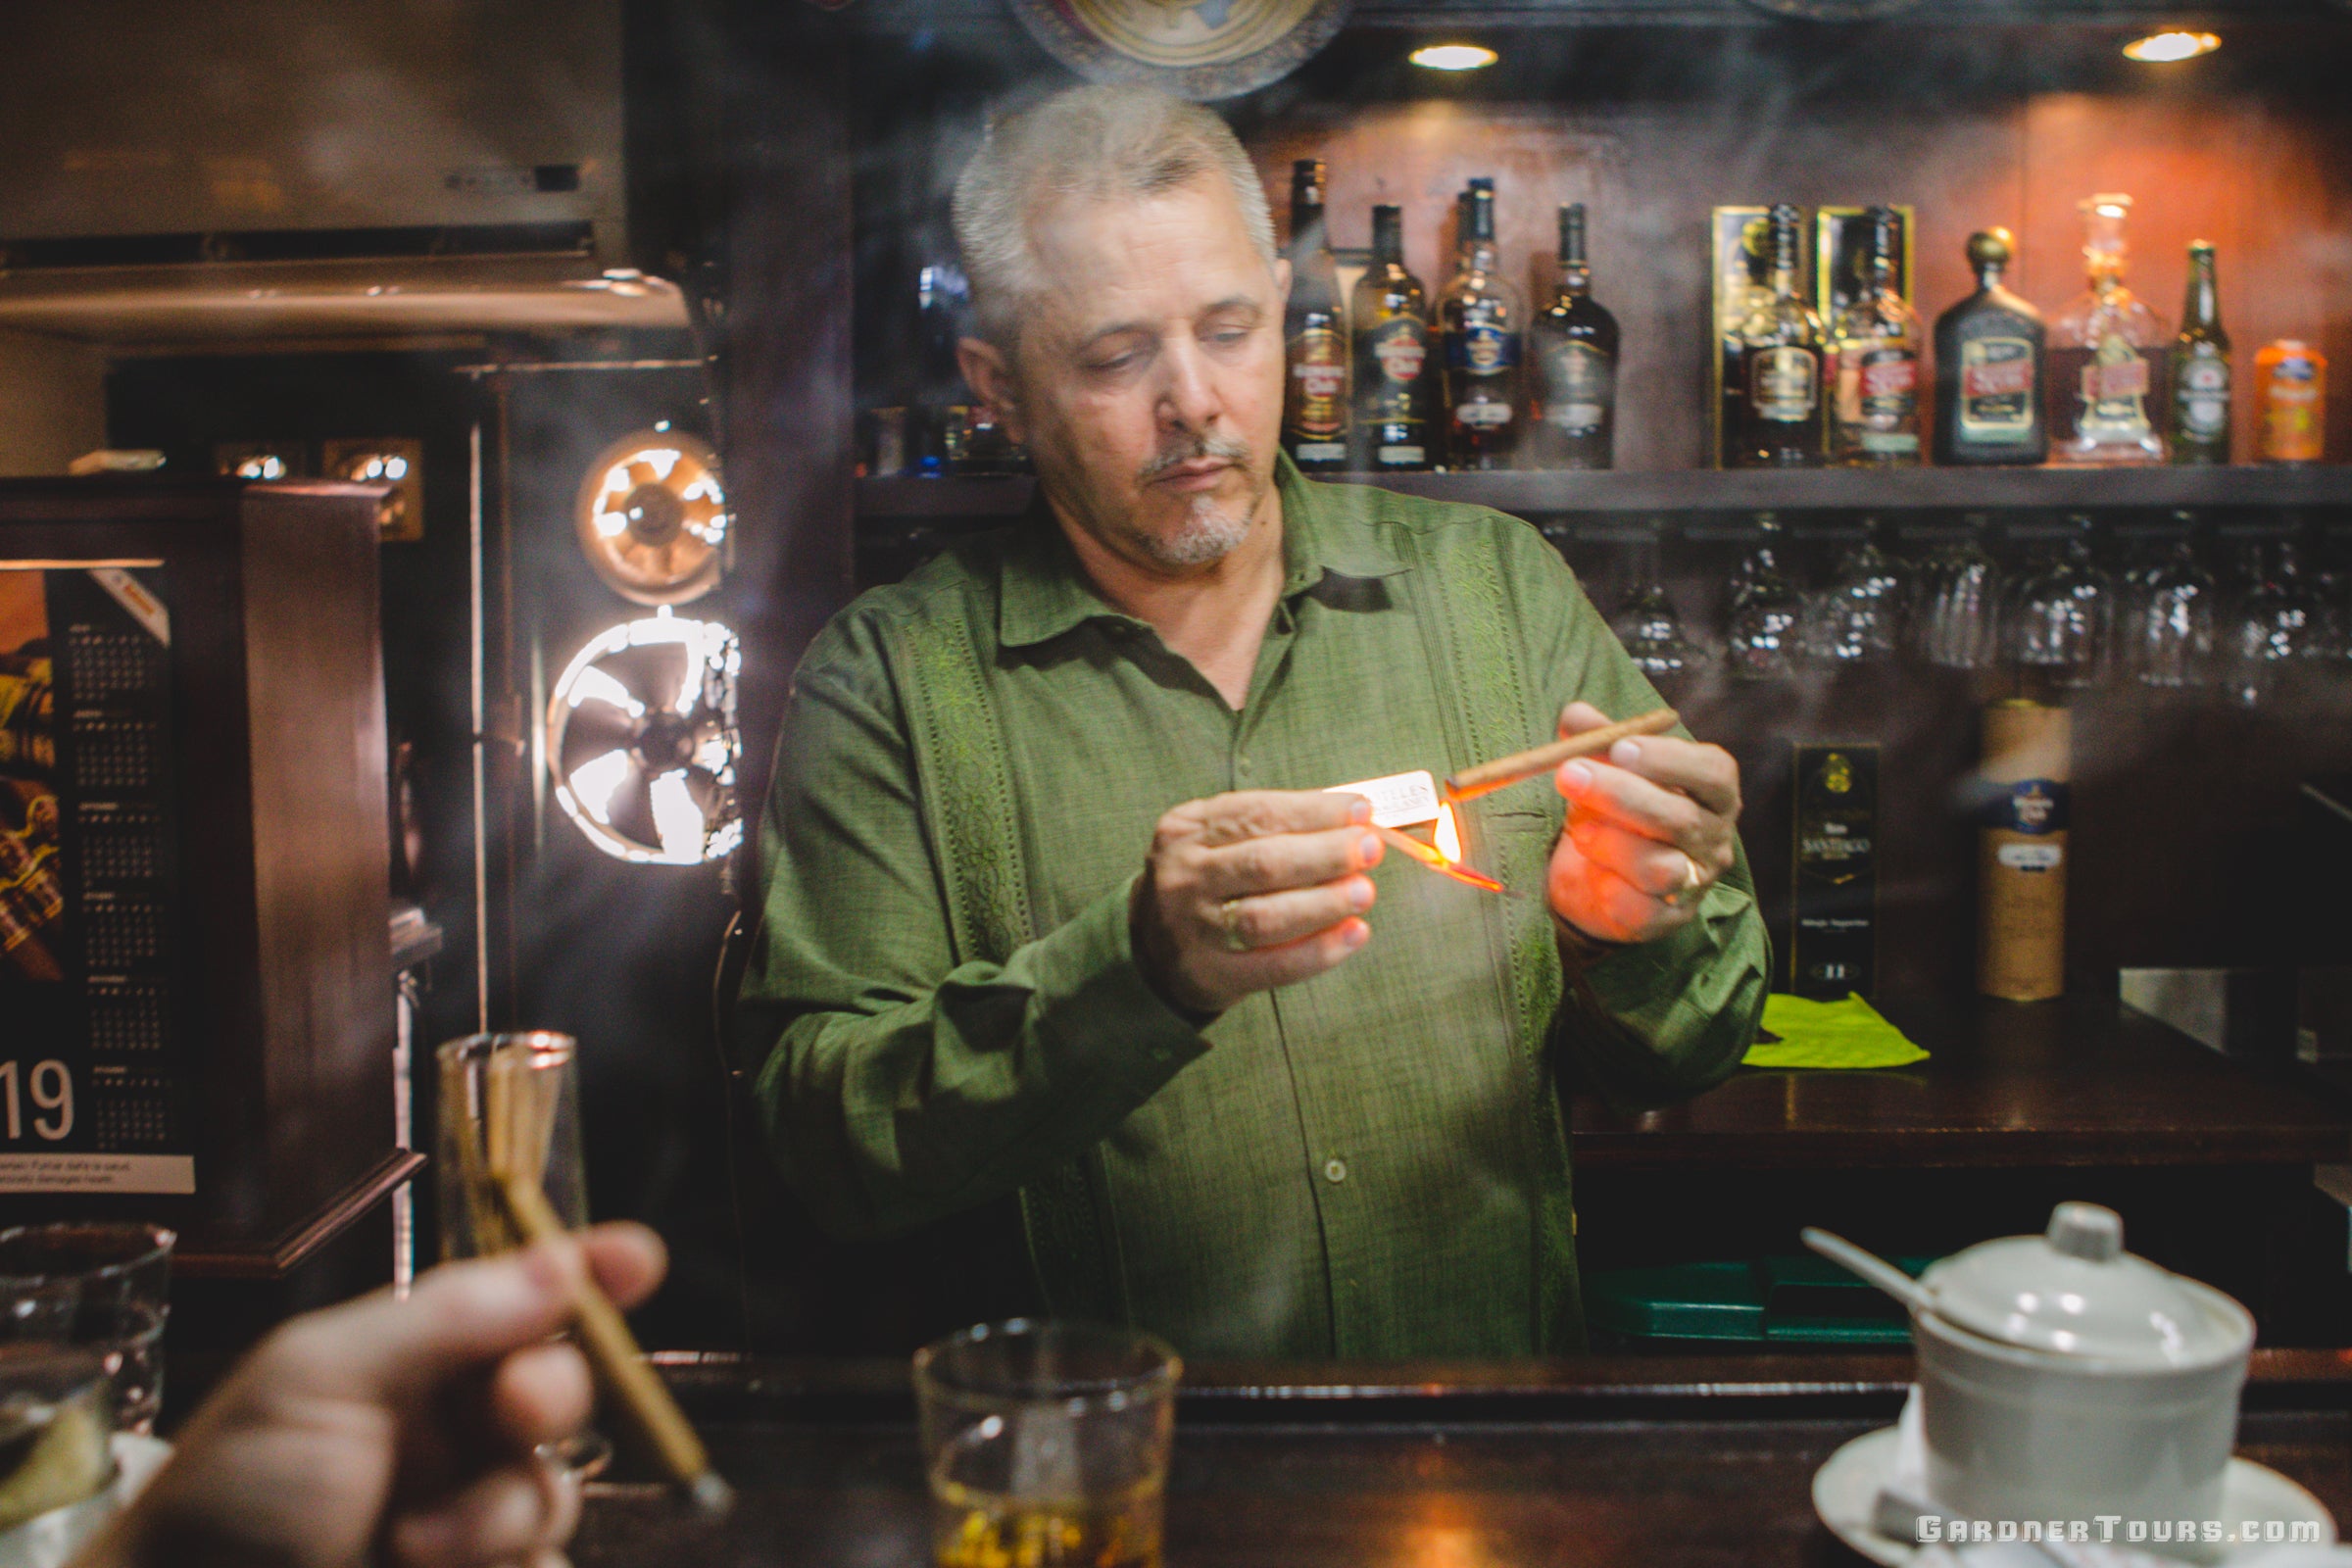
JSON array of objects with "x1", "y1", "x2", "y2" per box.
[
  {"x1": 1207, "y1": 326, "x2": 1250, "y2": 345},
  {"x1": 1088, "y1": 351, "x2": 1142, "y2": 373}
]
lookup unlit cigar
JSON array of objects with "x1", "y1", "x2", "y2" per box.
[
  {"x1": 493, "y1": 1172, "x2": 735, "y2": 1516},
  {"x1": 1442, "y1": 708, "x2": 1681, "y2": 804}
]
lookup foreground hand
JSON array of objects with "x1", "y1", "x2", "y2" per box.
[
  {"x1": 1133, "y1": 789, "x2": 1384, "y2": 1015},
  {"x1": 1548, "y1": 702, "x2": 1740, "y2": 948},
  {"x1": 80, "y1": 1223, "x2": 666, "y2": 1568}
]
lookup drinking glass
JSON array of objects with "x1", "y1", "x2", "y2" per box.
[
  {"x1": 1605, "y1": 525, "x2": 1704, "y2": 680},
  {"x1": 0, "y1": 1223, "x2": 173, "y2": 1435},
  {"x1": 1799, "y1": 523, "x2": 1905, "y2": 665},
  {"x1": 2222, "y1": 538, "x2": 2325, "y2": 708},
  {"x1": 2123, "y1": 537, "x2": 2218, "y2": 689},
  {"x1": 2005, "y1": 516, "x2": 2113, "y2": 688},
  {"x1": 1910, "y1": 514, "x2": 2003, "y2": 670},
  {"x1": 435, "y1": 1032, "x2": 588, "y2": 1260},
  {"x1": 916, "y1": 1320, "x2": 1180, "y2": 1568},
  {"x1": 0, "y1": 1345, "x2": 114, "y2": 1534},
  {"x1": 1724, "y1": 515, "x2": 1805, "y2": 680}
]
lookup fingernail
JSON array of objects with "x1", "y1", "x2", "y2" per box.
[
  {"x1": 1348, "y1": 796, "x2": 1373, "y2": 824},
  {"x1": 1563, "y1": 761, "x2": 1592, "y2": 791},
  {"x1": 1358, "y1": 833, "x2": 1383, "y2": 865},
  {"x1": 1611, "y1": 739, "x2": 1642, "y2": 766},
  {"x1": 1348, "y1": 876, "x2": 1375, "y2": 911},
  {"x1": 1344, "y1": 918, "x2": 1370, "y2": 948}
]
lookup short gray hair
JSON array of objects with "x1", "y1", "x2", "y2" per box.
[{"x1": 951, "y1": 84, "x2": 1279, "y2": 351}]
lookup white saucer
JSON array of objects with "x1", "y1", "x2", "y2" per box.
[
  {"x1": 0, "y1": 1434, "x2": 172, "y2": 1568},
  {"x1": 1814, "y1": 1426, "x2": 2337, "y2": 1567}
]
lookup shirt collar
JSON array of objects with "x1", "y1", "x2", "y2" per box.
[{"x1": 999, "y1": 451, "x2": 1411, "y2": 650}]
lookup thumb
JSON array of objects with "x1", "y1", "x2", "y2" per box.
[
  {"x1": 265, "y1": 1241, "x2": 587, "y2": 1407},
  {"x1": 1557, "y1": 700, "x2": 1614, "y2": 739}
]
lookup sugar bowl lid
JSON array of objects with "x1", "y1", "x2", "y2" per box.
[{"x1": 1920, "y1": 1202, "x2": 2250, "y2": 1367}]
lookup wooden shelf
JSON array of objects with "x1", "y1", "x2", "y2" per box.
[{"x1": 858, "y1": 466, "x2": 2352, "y2": 523}]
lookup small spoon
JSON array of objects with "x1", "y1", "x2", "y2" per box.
[{"x1": 1801, "y1": 1226, "x2": 1934, "y2": 1315}]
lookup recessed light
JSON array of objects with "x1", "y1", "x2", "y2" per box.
[
  {"x1": 1410, "y1": 43, "x2": 1497, "y2": 72},
  {"x1": 2123, "y1": 29, "x2": 2219, "y2": 63}
]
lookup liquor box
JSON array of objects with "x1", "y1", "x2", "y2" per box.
[
  {"x1": 0, "y1": 479, "x2": 407, "y2": 1276},
  {"x1": 1789, "y1": 743, "x2": 1879, "y2": 998}
]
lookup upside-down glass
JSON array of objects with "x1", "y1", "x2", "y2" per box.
[
  {"x1": 435, "y1": 1032, "x2": 589, "y2": 1260},
  {"x1": 2006, "y1": 517, "x2": 2113, "y2": 688},
  {"x1": 1800, "y1": 524, "x2": 1906, "y2": 665},
  {"x1": 1608, "y1": 528, "x2": 1704, "y2": 680},
  {"x1": 1911, "y1": 514, "x2": 2003, "y2": 670},
  {"x1": 2123, "y1": 537, "x2": 2218, "y2": 688},
  {"x1": 1724, "y1": 514, "x2": 1805, "y2": 680},
  {"x1": 2222, "y1": 538, "x2": 2326, "y2": 708},
  {"x1": 0, "y1": 1223, "x2": 174, "y2": 1435},
  {"x1": 916, "y1": 1320, "x2": 1180, "y2": 1568}
]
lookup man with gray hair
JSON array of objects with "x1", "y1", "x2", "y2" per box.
[{"x1": 737, "y1": 83, "x2": 1768, "y2": 1358}]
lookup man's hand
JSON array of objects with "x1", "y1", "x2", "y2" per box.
[
  {"x1": 1548, "y1": 702, "x2": 1741, "y2": 948},
  {"x1": 80, "y1": 1223, "x2": 666, "y2": 1568},
  {"x1": 1133, "y1": 789, "x2": 1383, "y2": 1015}
]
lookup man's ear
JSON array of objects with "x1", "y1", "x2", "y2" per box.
[{"x1": 957, "y1": 336, "x2": 1027, "y2": 447}]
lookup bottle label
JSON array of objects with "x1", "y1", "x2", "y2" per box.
[
  {"x1": 1541, "y1": 341, "x2": 1613, "y2": 434},
  {"x1": 2175, "y1": 349, "x2": 2230, "y2": 440},
  {"x1": 1958, "y1": 337, "x2": 2037, "y2": 443},
  {"x1": 1366, "y1": 318, "x2": 1428, "y2": 386},
  {"x1": 1455, "y1": 399, "x2": 1514, "y2": 428},
  {"x1": 1285, "y1": 326, "x2": 1348, "y2": 439},
  {"x1": 1751, "y1": 346, "x2": 1818, "y2": 423},
  {"x1": 1981, "y1": 779, "x2": 2070, "y2": 836},
  {"x1": 2080, "y1": 333, "x2": 2153, "y2": 440},
  {"x1": 1375, "y1": 443, "x2": 1426, "y2": 466},
  {"x1": 1447, "y1": 320, "x2": 1519, "y2": 376}
]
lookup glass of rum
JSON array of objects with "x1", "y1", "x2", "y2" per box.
[{"x1": 914, "y1": 1319, "x2": 1181, "y2": 1568}]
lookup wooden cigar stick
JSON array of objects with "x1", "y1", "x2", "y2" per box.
[
  {"x1": 494, "y1": 1173, "x2": 735, "y2": 1516},
  {"x1": 1442, "y1": 708, "x2": 1681, "y2": 804}
]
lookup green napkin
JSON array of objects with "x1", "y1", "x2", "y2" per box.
[{"x1": 1741, "y1": 993, "x2": 1930, "y2": 1070}]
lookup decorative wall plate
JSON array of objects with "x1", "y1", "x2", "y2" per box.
[{"x1": 1009, "y1": 0, "x2": 1352, "y2": 100}]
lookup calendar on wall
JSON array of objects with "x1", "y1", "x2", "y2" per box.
[{"x1": 0, "y1": 564, "x2": 192, "y2": 1195}]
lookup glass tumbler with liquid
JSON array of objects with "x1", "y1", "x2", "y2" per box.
[{"x1": 916, "y1": 1319, "x2": 1180, "y2": 1568}]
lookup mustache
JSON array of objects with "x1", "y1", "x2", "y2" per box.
[{"x1": 1138, "y1": 433, "x2": 1250, "y2": 484}]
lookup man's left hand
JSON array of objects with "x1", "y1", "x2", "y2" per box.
[{"x1": 1547, "y1": 702, "x2": 1741, "y2": 948}]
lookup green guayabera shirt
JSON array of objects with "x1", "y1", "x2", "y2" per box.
[{"x1": 737, "y1": 455, "x2": 1769, "y2": 1359}]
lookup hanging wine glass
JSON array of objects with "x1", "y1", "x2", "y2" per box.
[
  {"x1": 1609, "y1": 519, "x2": 1704, "y2": 679},
  {"x1": 1799, "y1": 516, "x2": 1905, "y2": 664},
  {"x1": 1725, "y1": 513, "x2": 1806, "y2": 680},
  {"x1": 1911, "y1": 512, "x2": 2003, "y2": 670},
  {"x1": 2124, "y1": 534, "x2": 2218, "y2": 689},
  {"x1": 2222, "y1": 535, "x2": 2324, "y2": 707},
  {"x1": 2005, "y1": 514, "x2": 2113, "y2": 688}
]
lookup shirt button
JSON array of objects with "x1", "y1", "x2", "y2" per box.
[
  {"x1": 1323, "y1": 1156, "x2": 1348, "y2": 1184},
  {"x1": 1236, "y1": 756, "x2": 1253, "y2": 777}
]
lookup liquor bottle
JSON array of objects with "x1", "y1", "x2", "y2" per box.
[
  {"x1": 1733, "y1": 204, "x2": 1825, "y2": 468},
  {"x1": 1350, "y1": 204, "x2": 1437, "y2": 472},
  {"x1": 1933, "y1": 228, "x2": 2047, "y2": 466},
  {"x1": 2048, "y1": 194, "x2": 2170, "y2": 466},
  {"x1": 1438, "y1": 180, "x2": 1525, "y2": 469},
  {"x1": 1718, "y1": 215, "x2": 1774, "y2": 469},
  {"x1": 1828, "y1": 206, "x2": 1923, "y2": 466},
  {"x1": 2169, "y1": 241, "x2": 2231, "y2": 466},
  {"x1": 1529, "y1": 203, "x2": 1619, "y2": 469},
  {"x1": 911, "y1": 263, "x2": 966, "y2": 475},
  {"x1": 1281, "y1": 159, "x2": 1349, "y2": 474}
]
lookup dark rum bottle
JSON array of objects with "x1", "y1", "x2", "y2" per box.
[
  {"x1": 1350, "y1": 204, "x2": 1436, "y2": 472},
  {"x1": 2171, "y1": 240, "x2": 2231, "y2": 466},
  {"x1": 1933, "y1": 228, "x2": 2047, "y2": 466},
  {"x1": 1281, "y1": 159, "x2": 1349, "y2": 474},
  {"x1": 1827, "y1": 206, "x2": 1923, "y2": 466},
  {"x1": 1529, "y1": 203, "x2": 1619, "y2": 469},
  {"x1": 1734, "y1": 204, "x2": 1825, "y2": 468},
  {"x1": 1438, "y1": 181, "x2": 1525, "y2": 469}
]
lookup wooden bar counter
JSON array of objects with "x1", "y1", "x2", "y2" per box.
[{"x1": 575, "y1": 1351, "x2": 2352, "y2": 1567}]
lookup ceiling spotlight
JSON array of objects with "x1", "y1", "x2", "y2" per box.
[
  {"x1": 2123, "y1": 29, "x2": 2219, "y2": 62},
  {"x1": 1410, "y1": 43, "x2": 1497, "y2": 72},
  {"x1": 573, "y1": 429, "x2": 729, "y2": 606},
  {"x1": 215, "y1": 441, "x2": 303, "y2": 482},
  {"x1": 546, "y1": 608, "x2": 742, "y2": 867},
  {"x1": 323, "y1": 438, "x2": 425, "y2": 543}
]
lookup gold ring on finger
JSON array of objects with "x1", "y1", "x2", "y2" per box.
[
  {"x1": 1218, "y1": 897, "x2": 1252, "y2": 953},
  {"x1": 1663, "y1": 854, "x2": 1708, "y2": 907}
]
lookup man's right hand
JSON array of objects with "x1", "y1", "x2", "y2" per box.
[{"x1": 1131, "y1": 790, "x2": 1384, "y2": 1016}]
